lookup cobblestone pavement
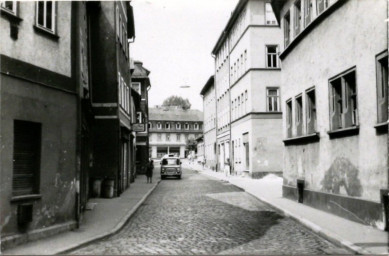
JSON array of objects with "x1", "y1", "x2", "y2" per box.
[{"x1": 70, "y1": 168, "x2": 351, "y2": 255}]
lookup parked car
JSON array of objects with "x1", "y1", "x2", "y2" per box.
[{"x1": 160, "y1": 157, "x2": 182, "y2": 179}]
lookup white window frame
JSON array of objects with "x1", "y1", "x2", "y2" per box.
[
  {"x1": 267, "y1": 88, "x2": 280, "y2": 112},
  {"x1": 157, "y1": 122, "x2": 162, "y2": 130},
  {"x1": 35, "y1": 1, "x2": 56, "y2": 34},
  {"x1": 148, "y1": 122, "x2": 152, "y2": 129},
  {"x1": 194, "y1": 123, "x2": 199, "y2": 130},
  {"x1": 165, "y1": 123, "x2": 171, "y2": 129},
  {"x1": 176, "y1": 123, "x2": 181, "y2": 130},
  {"x1": 266, "y1": 45, "x2": 279, "y2": 68},
  {"x1": 1, "y1": 1, "x2": 17, "y2": 15},
  {"x1": 185, "y1": 123, "x2": 189, "y2": 130}
]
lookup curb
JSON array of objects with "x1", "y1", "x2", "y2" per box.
[
  {"x1": 195, "y1": 168, "x2": 370, "y2": 255},
  {"x1": 57, "y1": 180, "x2": 161, "y2": 255}
]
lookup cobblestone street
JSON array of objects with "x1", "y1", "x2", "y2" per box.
[{"x1": 70, "y1": 168, "x2": 350, "y2": 255}]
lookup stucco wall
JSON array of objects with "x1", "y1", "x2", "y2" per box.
[
  {"x1": 1, "y1": 75, "x2": 77, "y2": 236},
  {"x1": 281, "y1": 0, "x2": 387, "y2": 203},
  {"x1": 0, "y1": 2, "x2": 71, "y2": 77}
]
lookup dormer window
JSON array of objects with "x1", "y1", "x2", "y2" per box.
[
  {"x1": 194, "y1": 123, "x2": 199, "y2": 130},
  {"x1": 165, "y1": 123, "x2": 171, "y2": 129},
  {"x1": 157, "y1": 122, "x2": 162, "y2": 129},
  {"x1": 184, "y1": 123, "x2": 189, "y2": 130},
  {"x1": 176, "y1": 123, "x2": 181, "y2": 130},
  {"x1": 148, "y1": 122, "x2": 152, "y2": 129}
]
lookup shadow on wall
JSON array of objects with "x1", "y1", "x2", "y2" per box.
[{"x1": 321, "y1": 157, "x2": 363, "y2": 197}]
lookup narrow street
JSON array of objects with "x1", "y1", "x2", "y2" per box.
[{"x1": 70, "y1": 167, "x2": 349, "y2": 255}]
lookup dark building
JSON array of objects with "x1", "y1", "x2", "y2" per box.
[
  {"x1": 132, "y1": 61, "x2": 151, "y2": 175},
  {"x1": 88, "y1": 1, "x2": 135, "y2": 197}
]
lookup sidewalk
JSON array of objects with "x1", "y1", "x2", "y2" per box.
[
  {"x1": 2, "y1": 174, "x2": 160, "y2": 255},
  {"x1": 183, "y1": 160, "x2": 388, "y2": 255}
]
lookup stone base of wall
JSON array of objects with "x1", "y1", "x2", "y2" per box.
[
  {"x1": 251, "y1": 171, "x2": 283, "y2": 179},
  {"x1": 1, "y1": 220, "x2": 77, "y2": 251},
  {"x1": 282, "y1": 185, "x2": 384, "y2": 228}
]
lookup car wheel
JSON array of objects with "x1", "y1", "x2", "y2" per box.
[{"x1": 178, "y1": 175, "x2": 181, "y2": 179}]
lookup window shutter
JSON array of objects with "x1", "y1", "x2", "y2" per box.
[
  {"x1": 305, "y1": 0, "x2": 311, "y2": 25},
  {"x1": 317, "y1": 0, "x2": 325, "y2": 14},
  {"x1": 13, "y1": 121, "x2": 41, "y2": 196},
  {"x1": 330, "y1": 83, "x2": 341, "y2": 130},
  {"x1": 378, "y1": 58, "x2": 388, "y2": 123}
]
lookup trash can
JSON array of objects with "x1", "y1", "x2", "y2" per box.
[
  {"x1": 92, "y1": 178, "x2": 102, "y2": 198},
  {"x1": 103, "y1": 178, "x2": 115, "y2": 198}
]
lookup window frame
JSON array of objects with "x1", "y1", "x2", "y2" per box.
[
  {"x1": 165, "y1": 122, "x2": 171, "y2": 130},
  {"x1": 194, "y1": 123, "x2": 199, "y2": 130},
  {"x1": 184, "y1": 123, "x2": 189, "y2": 130},
  {"x1": 283, "y1": 11, "x2": 290, "y2": 47},
  {"x1": 266, "y1": 87, "x2": 280, "y2": 112},
  {"x1": 157, "y1": 122, "x2": 162, "y2": 130},
  {"x1": 1, "y1": 1, "x2": 18, "y2": 16},
  {"x1": 266, "y1": 45, "x2": 279, "y2": 68},
  {"x1": 329, "y1": 67, "x2": 358, "y2": 131},
  {"x1": 35, "y1": 1, "x2": 56, "y2": 34},
  {"x1": 295, "y1": 94, "x2": 303, "y2": 136},
  {"x1": 376, "y1": 51, "x2": 388, "y2": 124},
  {"x1": 306, "y1": 87, "x2": 317, "y2": 134},
  {"x1": 286, "y1": 99, "x2": 293, "y2": 138},
  {"x1": 294, "y1": 0, "x2": 302, "y2": 36},
  {"x1": 176, "y1": 123, "x2": 181, "y2": 130}
]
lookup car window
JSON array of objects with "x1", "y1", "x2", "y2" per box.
[{"x1": 162, "y1": 158, "x2": 180, "y2": 165}]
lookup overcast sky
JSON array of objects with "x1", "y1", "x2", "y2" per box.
[{"x1": 131, "y1": 0, "x2": 238, "y2": 111}]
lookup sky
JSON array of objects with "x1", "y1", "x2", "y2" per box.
[{"x1": 131, "y1": 0, "x2": 239, "y2": 111}]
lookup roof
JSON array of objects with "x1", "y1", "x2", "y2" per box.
[
  {"x1": 132, "y1": 61, "x2": 150, "y2": 79},
  {"x1": 211, "y1": 0, "x2": 249, "y2": 55},
  {"x1": 200, "y1": 75, "x2": 214, "y2": 96},
  {"x1": 149, "y1": 107, "x2": 203, "y2": 122}
]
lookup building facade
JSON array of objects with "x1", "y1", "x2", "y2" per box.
[
  {"x1": 89, "y1": 1, "x2": 135, "y2": 197},
  {"x1": 149, "y1": 106, "x2": 203, "y2": 159},
  {"x1": 212, "y1": 0, "x2": 283, "y2": 178},
  {"x1": 271, "y1": 0, "x2": 388, "y2": 229},
  {"x1": 1, "y1": 1, "x2": 77, "y2": 248},
  {"x1": 132, "y1": 61, "x2": 151, "y2": 175},
  {"x1": 200, "y1": 76, "x2": 217, "y2": 169}
]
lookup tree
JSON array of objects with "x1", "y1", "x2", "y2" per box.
[{"x1": 162, "y1": 95, "x2": 191, "y2": 110}]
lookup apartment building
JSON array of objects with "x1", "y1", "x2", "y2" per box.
[
  {"x1": 212, "y1": 0, "x2": 283, "y2": 177},
  {"x1": 149, "y1": 106, "x2": 203, "y2": 159},
  {"x1": 271, "y1": 0, "x2": 388, "y2": 229},
  {"x1": 200, "y1": 76, "x2": 217, "y2": 169}
]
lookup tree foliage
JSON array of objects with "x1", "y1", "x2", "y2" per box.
[{"x1": 162, "y1": 95, "x2": 191, "y2": 110}]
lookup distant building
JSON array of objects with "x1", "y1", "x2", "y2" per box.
[
  {"x1": 271, "y1": 0, "x2": 388, "y2": 229},
  {"x1": 149, "y1": 106, "x2": 203, "y2": 159},
  {"x1": 196, "y1": 135, "x2": 205, "y2": 163},
  {"x1": 211, "y1": 0, "x2": 283, "y2": 178},
  {"x1": 132, "y1": 61, "x2": 151, "y2": 175},
  {"x1": 200, "y1": 76, "x2": 217, "y2": 169}
]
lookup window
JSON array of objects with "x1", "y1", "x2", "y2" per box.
[
  {"x1": 306, "y1": 88, "x2": 316, "y2": 134},
  {"x1": 295, "y1": 95, "x2": 303, "y2": 136},
  {"x1": 157, "y1": 122, "x2": 162, "y2": 129},
  {"x1": 377, "y1": 52, "x2": 388, "y2": 124},
  {"x1": 284, "y1": 11, "x2": 290, "y2": 47},
  {"x1": 238, "y1": 96, "x2": 241, "y2": 117},
  {"x1": 177, "y1": 134, "x2": 181, "y2": 141},
  {"x1": 304, "y1": 0, "x2": 313, "y2": 26},
  {"x1": 13, "y1": 120, "x2": 41, "y2": 196},
  {"x1": 265, "y1": 3, "x2": 277, "y2": 25},
  {"x1": 165, "y1": 123, "x2": 170, "y2": 129},
  {"x1": 36, "y1": 1, "x2": 56, "y2": 33},
  {"x1": 157, "y1": 134, "x2": 162, "y2": 141},
  {"x1": 116, "y1": 6, "x2": 119, "y2": 39},
  {"x1": 241, "y1": 93, "x2": 244, "y2": 116},
  {"x1": 267, "y1": 88, "x2": 280, "y2": 112},
  {"x1": 286, "y1": 100, "x2": 293, "y2": 138},
  {"x1": 119, "y1": 15, "x2": 122, "y2": 45},
  {"x1": 266, "y1": 45, "x2": 278, "y2": 68},
  {"x1": 132, "y1": 82, "x2": 141, "y2": 95},
  {"x1": 194, "y1": 123, "x2": 199, "y2": 130},
  {"x1": 166, "y1": 134, "x2": 170, "y2": 141},
  {"x1": 232, "y1": 101, "x2": 235, "y2": 120},
  {"x1": 329, "y1": 69, "x2": 358, "y2": 130},
  {"x1": 294, "y1": 0, "x2": 301, "y2": 35},
  {"x1": 185, "y1": 123, "x2": 189, "y2": 130},
  {"x1": 176, "y1": 123, "x2": 181, "y2": 130},
  {"x1": 148, "y1": 122, "x2": 152, "y2": 129},
  {"x1": 1, "y1": 1, "x2": 17, "y2": 15},
  {"x1": 136, "y1": 112, "x2": 142, "y2": 124},
  {"x1": 316, "y1": 0, "x2": 329, "y2": 15}
]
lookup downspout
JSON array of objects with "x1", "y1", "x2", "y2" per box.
[
  {"x1": 228, "y1": 36, "x2": 232, "y2": 176},
  {"x1": 211, "y1": 53, "x2": 218, "y2": 172}
]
